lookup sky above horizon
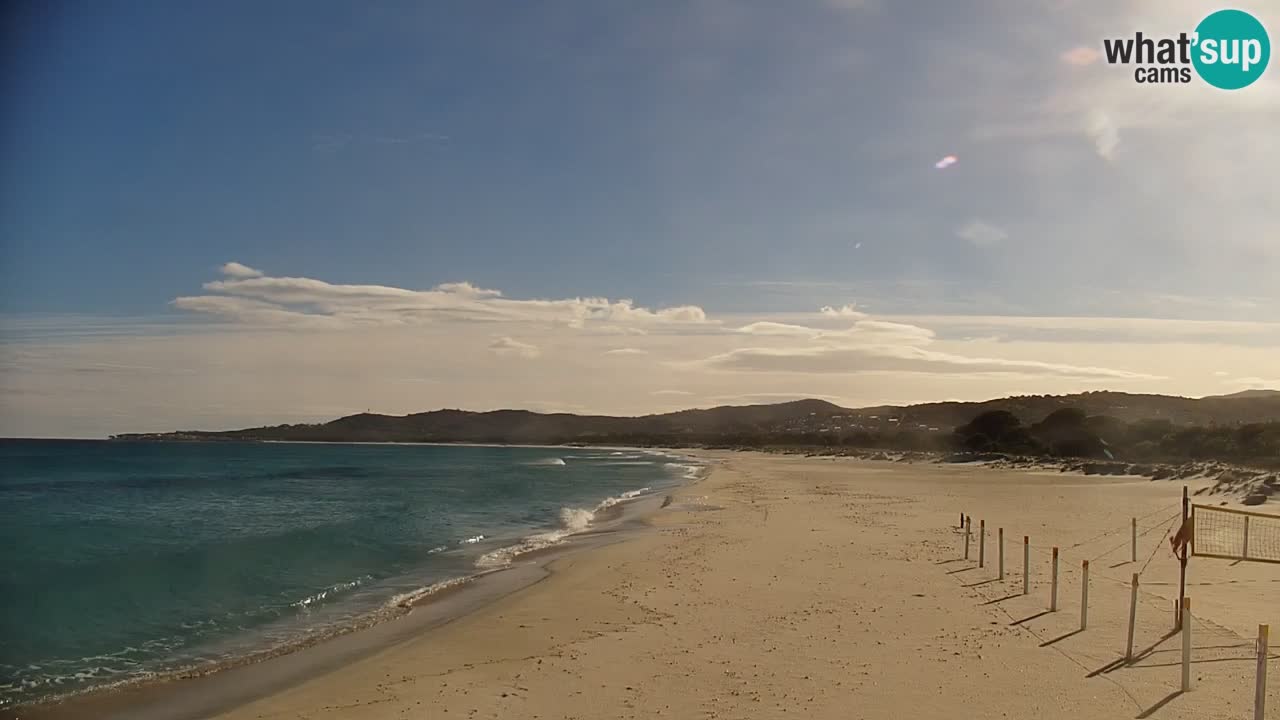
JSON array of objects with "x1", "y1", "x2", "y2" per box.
[{"x1": 2, "y1": 0, "x2": 1278, "y2": 437}]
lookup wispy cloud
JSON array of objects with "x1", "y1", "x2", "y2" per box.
[
  {"x1": 820, "y1": 304, "x2": 865, "y2": 319},
  {"x1": 956, "y1": 220, "x2": 1008, "y2": 248},
  {"x1": 488, "y1": 336, "x2": 540, "y2": 359},
  {"x1": 604, "y1": 348, "x2": 648, "y2": 356},
  {"x1": 650, "y1": 389, "x2": 693, "y2": 396},
  {"x1": 220, "y1": 262, "x2": 263, "y2": 279},
  {"x1": 1225, "y1": 376, "x2": 1280, "y2": 389},
  {"x1": 174, "y1": 264, "x2": 713, "y2": 332},
  {"x1": 695, "y1": 345, "x2": 1160, "y2": 380}
]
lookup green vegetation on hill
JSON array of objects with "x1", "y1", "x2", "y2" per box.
[
  {"x1": 110, "y1": 391, "x2": 1279, "y2": 466},
  {"x1": 952, "y1": 409, "x2": 1280, "y2": 465}
]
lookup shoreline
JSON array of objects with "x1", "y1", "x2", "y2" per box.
[
  {"x1": 14, "y1": 453, "x2": 1277, "y2": 719},
  {"x1": 6, "y1": 453, "x2": 707, "y2": 720}
]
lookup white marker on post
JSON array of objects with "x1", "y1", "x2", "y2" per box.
[{"x1": 1181, "y1": 597, "x2": 1192, "y2": 692}]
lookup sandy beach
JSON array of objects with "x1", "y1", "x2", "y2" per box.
[{"x1": 26, "y1": 452, "x2": 1280, "y2": 720}]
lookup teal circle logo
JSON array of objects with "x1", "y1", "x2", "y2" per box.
[{"x1": 1192, "y1": 9, "x2": 1270, "y2": 90}]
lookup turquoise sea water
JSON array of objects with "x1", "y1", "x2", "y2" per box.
[{"x1": 0, "y1": 440, "x2": 698, "y2": 708}]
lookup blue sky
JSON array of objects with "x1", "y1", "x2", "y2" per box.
[{"x1": 2, "y1": 0, "x2": 1279, "y2": 436}]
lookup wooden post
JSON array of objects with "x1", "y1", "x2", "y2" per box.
[
  {"x1": 1242, "y1": 516, "x2": 1250, "y2": 560},
  {"x1": 964, "y1": 521, "x2": 970, "y2": 559},
  {"x1": 1131, "y1": 517, "x2": 1137, "y2": 563},
  {"x1": 1257, "y1": 624, "x2": 1270, "y2": 720},
  {"x1": 998, "y1": 528, "x2": 1004, "y2": 580},
  {"x1": 979, "y1": 520, "x2": 985, "y2": 568},
  {"x1": 1181, "y1": 597, "x2": 1192, "y2": 692},
  {"x1": 1080, "y1": 560, "x2": 1090, "y2": 631},
  {"x1": 1050, "y1": 547, "x2": 1059, "y2": 611},
  {"x1": 1022, "y1": 536, "x2": 1030, "y2": 595},
  {"x1": 959, "y1": 512, "x2": 964, "y2": 529},
  {"x1": 1125, "y1": 573, "x2": 1138, "y2": 662}
]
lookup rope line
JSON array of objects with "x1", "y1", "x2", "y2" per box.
[
  {"x1": 1139, "y1": 513, "x2": 1182, "y2": 576},
  {"x1": 1061, "y1": 503, "x2": 1180, "y2": 551}
]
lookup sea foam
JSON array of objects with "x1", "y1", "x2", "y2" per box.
[{"x1": 474, "y1": 487, "x2": 654, "y2": 569}]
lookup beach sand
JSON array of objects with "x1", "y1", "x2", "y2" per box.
[{"x1": 32, "y1": 452, "x2": 1280, "y2": 719}]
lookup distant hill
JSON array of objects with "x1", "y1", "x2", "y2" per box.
[
  {"x1": 111, "y1": 392, "x2": 1280, "y2": 445},
  {"x1": 1204, "y1": 389, "x2": 1280, "y2": 400},
  {"x1": 851, "y1": 391, "x2": 1280, "y2": 430}
]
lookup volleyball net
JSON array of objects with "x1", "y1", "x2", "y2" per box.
[{"x1": 1189, "y1": 504, "x2": 1280, "y2": 564}]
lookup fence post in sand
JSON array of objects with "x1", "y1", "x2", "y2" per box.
[
  {"x1": 1050, "y1": 547, "x2": 1059, "y2": 611},
  {"x1": 1022, "y1": 536, "x2": 1030, "y2": 595},
  {"x1": 1080, "y1": 560, "x2": 1089, "y2": 630},
  {"x1": 1125, "y1": 573, "x2": 1138, "y2": 662},
  {"x1": 1257, "y1": 624, "x2": 1270, "y2": 720},
  {"x1": 1131, "y1": 517, "x2": 1137, "y2": 563},
  {"x1": 998, "y1": 528, "x2": 1004, "y2": 580},
  {"x1": 979, "y1": 520, "x2": 985, "y2": 568},
  {"x1": 964, "y1": 522, "x2": 971, "y2": 560},
  {"x1": 959, "y1": 512, "x2": 964, "y2": 529},
  {"x1": 1181, "y1": 597, "x2": 1192, "y2": 692}
]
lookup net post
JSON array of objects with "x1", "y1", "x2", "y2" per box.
[
  {"x1": 1022, "y1": 536, "x2": 1030, "y2": 595},
  {"x1": 979, "y1": 520, "x2": 985, "y2": 568},
  {"x1": 1178, "y1": 487, "x2": 1188, "y2": 629},
  {"x1": 1080, "y1": 560, "x2": 1089, "y2": 630},
  {"x1": 1181, "y1": 597, "x2": 1192, "y2": 692},
  {"x1": 1257, "y1": 624, "x2": 1270, "y2": 720},
  {"x1": 1050, "y1": 546, "x2": 1059, "y2": 612},
  {"x1": 1125, "y1": 573, "x2": 1138, "y2": 662},
  {"x1": 998, "y1": 528, "x2": 1004, "y2": 580}
]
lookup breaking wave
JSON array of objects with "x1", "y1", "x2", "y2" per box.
[
  {"x1": 525, "y1": 457, "x2": 566, "y2": 466},
  {"x1": 475, "y1": 487, "x2": 654, "y2": 569}
]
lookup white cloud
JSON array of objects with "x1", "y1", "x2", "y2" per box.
[
  {"x1": 956, "y1": 220, "x2": 1008, "y2": 248},
  {"x1": 488, "y1": 336, "x2": 540, "y2": 359},
  {"x1": 696, "y1": 344, "x2": 1160, "y2": 380},
  {"x1": 10, "y1": 260, "x2": 1280, "y2": 437},
  {"x1": 820, "y1": 304, "x2": 865, "y2": 319},
  {"x1": 176, "y1": 265, "x2": 714, "y2": 332},
  {"x1": 819, "y1": 320, "x2": 936, "y2": 346},
  {"x1": 735, "y1": 321, "x2": 820, "y2": 337},
  {"x1": 1227, "y1": 377, "x2": 1280, "y2": 389},
  {"x1": 220, "y1": 262, "x2": 264, "y2": 279},
  {"x1": 650, "y1": 389, "x2": 694, "y2": 396}
]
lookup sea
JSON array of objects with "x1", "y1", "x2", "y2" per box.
[{"x1": 0, "y1": 439, "x2": 701, "y2": 709}]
